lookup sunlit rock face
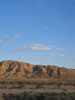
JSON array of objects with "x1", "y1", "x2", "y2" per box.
[{"x1": 0, "y1": 60, "x2": 75, "y2": 80}]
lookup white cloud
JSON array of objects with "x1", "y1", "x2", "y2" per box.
[
  {"x1": 15, "y1": 43, "x2": 52, "y2": 52},
  {"x1": 15, "y1": 43, "x2": 66, "y2": 52},
  {"x1": 50, "y1": 53, "x2": 56, "y2": 56},
  {"x1": 49, "y1": 53, "x2": 65, "y2": 57},
  {"x1": 41, "y1": 47, "x2": 52, "y2": 50},
  {"x1": 30, "y1": 43, "x2": 52, "y2": 51},
  {"x1": 15, "y1": 43, "x2": 53, "y2": 52},
  {"x1": 49, "y1": 53, "x2": 56, "y2": 56},
  {"x1": 31, "y1": 46, "x2": 40, "y2": 50},
  {"x1": 33, "y1": 44, "x2": 45, "y2": 47},
  {"x1": 31, "y1": 46, "x2": 51, "y2": 51}
]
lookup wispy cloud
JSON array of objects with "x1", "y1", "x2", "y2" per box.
[
  {"x1": 49, "y1": 53, "x2": 75, "y2": 58},
  {"x1": 3, "y1": 36, "x2": 11, "y2": 40},
  {"x1": 49, "y1": 53, "x2": 56, "y2": 56},
  {"x1": 30, "y1": 43, "x2": 52, "y2": 51},
  {"x1": 21, "y1": 45, "x2": 26, "y2": 50},
  {"x1": 18, "y1": 56, "x2": 41, "y2": 60},
  {"x1": 56, "y1": 48, "x2": 65, "y2": 50},
  {"x1": 0, "y1": 34, "x2": 21, "y2": 48},
  {"x1": 15, "y1": 43, "x2": 53, "y2": 53},
  {"x1": 3, "y1": 42, "x2": 9, "y2": 46},
  {"x1": 2, "y1": 34, "x2": 21, "y2": 41},
  {"x1": 59, "y1": 54, "x2": 65, "y2": 57},
  {"x1": 31, "y1": 46, "x2": 51, "y2": 50},
  {"x1": 14, "y1": 43, "x2": 67, "y2": 52},
  {"x1": 0, "y1": 40, "x2": 3, "y2": 42},
  {"x1": 15, "y1": 45, "x2": 26, "y2": 52},
  {"x1": 49, "y1": 53, "x2": 65, "y2": 57},
  {"x1": 66, "y1": 55, "x2": 75, "y2": 58},
  {"x1": 33, "y1": 44, "x2": 45, "y2": 47},
  {"x1": 14, "y1": 34, "x2": 20, "y2": 38}
]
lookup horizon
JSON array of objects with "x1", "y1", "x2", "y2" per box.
[
  {"x1": 0, "y1": 60, "x2": 75, "y2": 70},
  {"x1": 0, "y1": 0, "x2": 75, "y2": 69},
  {"x1": 0, "y1": 60, "x2": 75, "y2": 69}
]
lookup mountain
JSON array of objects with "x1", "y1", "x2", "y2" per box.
[{"x1": 0, "y1": 60, "x2": 75, "y2": 80}]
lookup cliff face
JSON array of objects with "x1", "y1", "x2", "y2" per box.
[{"x1": 0, "y1": 60, "x2": 75, "y2": 80}]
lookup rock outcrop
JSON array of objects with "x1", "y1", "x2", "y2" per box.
[{"x1": 0, "y1": 60, "x2": 75, "y2": 80}]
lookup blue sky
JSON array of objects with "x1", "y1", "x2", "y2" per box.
[{"x1": 0, "y1": 0, "x2": 75, "y2": 68}]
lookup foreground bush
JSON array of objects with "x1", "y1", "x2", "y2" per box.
[{"x1": 3, "y1": 92, "x2": 75, "y2": 100}]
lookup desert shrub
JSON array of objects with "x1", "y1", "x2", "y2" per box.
[
  {"x1": 57, "y1": 83, "x2": 62, "y2": 88},
  {"x1": 3, "y1": 92, "x2": 75, "y2": 100},
  {"x1": 35, "y1": 83, "x2": 41, "y2": 88}
]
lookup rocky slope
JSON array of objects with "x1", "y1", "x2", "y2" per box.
[{"x1": 0, "y1": 60, "x2": 75, "y2": 80}]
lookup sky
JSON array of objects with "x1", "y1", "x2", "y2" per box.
[{"x1": 0, "y1": 0, "x2": 75, "y2": 69}]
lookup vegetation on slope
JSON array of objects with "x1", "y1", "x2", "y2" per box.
[{"x1": 3, "y1": 92, "x2": 75, "y2": 100}]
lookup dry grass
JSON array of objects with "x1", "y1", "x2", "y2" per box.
[{"x1": 0, "y1": 79, "x2": 75, "y2": 100}]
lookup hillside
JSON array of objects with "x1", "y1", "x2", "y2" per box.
[{"x1": 0, "y1": 60, "x2": 75, "y2": 80}]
